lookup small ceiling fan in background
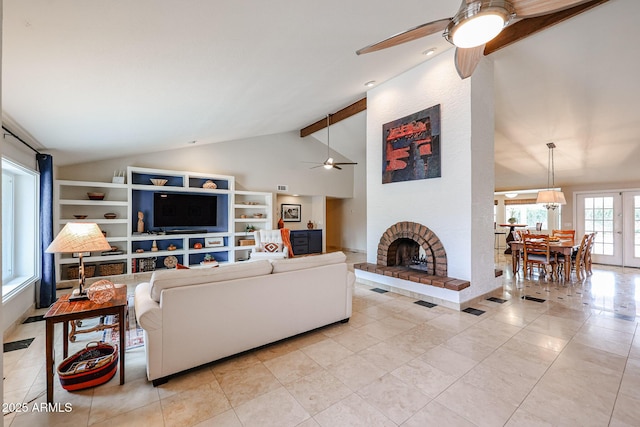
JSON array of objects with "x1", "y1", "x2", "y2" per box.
[
  {"x1": 305, "y1": 114, "x2": 357, "y2": 171},
  {"x1": 357, "y1": 0, "x2": 608, "y2": 79}
]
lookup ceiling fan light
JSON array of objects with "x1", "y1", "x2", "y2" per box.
[
  {"x1": 323, "y1": 164, "x2": 333, "y2": 170},
  {"x1": 444, "y1": 1, "x2": 514, "y2": 48},
  {"x1": 452, "y1": 14, "x2": 505, "y2": 48}
]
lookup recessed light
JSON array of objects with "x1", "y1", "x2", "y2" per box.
[
  {"x1": 364, "y1": 81, "x2": 376, "y2": 88},
  {"x1": 422, "y1": 48, "x2": 436, "y2": 56}
]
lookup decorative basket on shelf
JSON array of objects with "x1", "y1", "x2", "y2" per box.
[
  {"x1": 98, "y1": 262, "x2": 125, "y2": 276},
  {"x1": 66, "y1": 264, "x2": 96, "y2": 280}
]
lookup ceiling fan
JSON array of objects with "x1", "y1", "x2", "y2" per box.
[
  {"x1": 356, "y1": 0, "x2": 607, "y2": 79},
  {"x1": 306, "y1": 115, "x2": 357, "y2": 171}
]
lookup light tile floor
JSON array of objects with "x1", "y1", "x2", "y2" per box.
[{"x1": 3, "y1": 251, "x2": 640, "y2": 426}]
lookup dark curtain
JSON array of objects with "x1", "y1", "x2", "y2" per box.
[{"x1": 37, "y1": 154, "x2": 56, "y2": 308}]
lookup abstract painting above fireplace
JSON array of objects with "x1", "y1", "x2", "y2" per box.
[{"x1": 382, "y1": 104, "x2": 441, "y2": 184}]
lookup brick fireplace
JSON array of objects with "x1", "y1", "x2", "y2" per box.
[
  {"x1": 377, "y1": 221, "x2": 447, "y2": 276},
  {"x1": 355, "y1": 221, "x2": 469, "y2": 291}
]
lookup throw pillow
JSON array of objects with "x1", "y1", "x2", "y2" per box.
[
  {"x1": 176, "y1": 263, "x2": 190, "y2": 269},
  {"x1": 262, "y1": 242, "x2": 281, "y2": 253}
]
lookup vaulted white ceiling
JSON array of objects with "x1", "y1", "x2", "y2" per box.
[{"x1": 3, "y1": 0, "x2": 638, "y2": 190}]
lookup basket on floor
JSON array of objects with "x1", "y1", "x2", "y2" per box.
[{"x1": 57, "y1": 341, "x2": 118, "y2": 391}]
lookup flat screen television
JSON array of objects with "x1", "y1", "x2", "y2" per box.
[{"x1": 153, "y1": 192, "x2": 217, "y2": 228}]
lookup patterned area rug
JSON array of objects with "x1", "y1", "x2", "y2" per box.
[{"x1": 103, "y1": 294, "x2": 144, "y2": 350}]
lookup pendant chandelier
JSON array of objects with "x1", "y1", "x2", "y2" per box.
[{"x1": 536, "y1": 142, "x2": 566, "y2": 210}]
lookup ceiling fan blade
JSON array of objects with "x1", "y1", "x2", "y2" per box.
[
  {"x1": 356, "y1": 18, "x2": 451, "y2": 55},
  {"x1": 333, "y1": 162, "x2": 358, "y2": 166},
  {"x1": 310, "y1": 165, "x2": 325, "y2": 169},
  {"x1": 333, "y1": 165, "x2": 343, "y2": 170},
  {"x1": 454, "y1": 45, "x2": 484, "y2": 79},
  {"x1": 512, "y1": 0, "x2": 595, "y2": 18},
  {"x1": 485, "y1": 0, "x2": 608, "y2": 55}
]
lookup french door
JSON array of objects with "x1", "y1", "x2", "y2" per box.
[
  {"x1": 623, "y1": 192, "x2": 640, "y2": 267},
  {"x1": 575, "y1": 191, "x2": 640, "y2": 268}
]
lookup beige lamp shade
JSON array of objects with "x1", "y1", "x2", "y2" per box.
[
  {"x1": 46, "y1": 222, "x2": 112, "y2": 253},
  {"x1": 536, "y1": 190, "x2": 566, "y2": 205}
]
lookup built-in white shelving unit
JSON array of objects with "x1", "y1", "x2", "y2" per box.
[
  {"x1": 54, "y1": 180, "x2": 130, "y2": 281},
  {"x1": 233, "y1": 190, "x2": 273, "y2": 262},
  {"x1": 54, "y1": 167, "x2": 273, "y2": 281}
]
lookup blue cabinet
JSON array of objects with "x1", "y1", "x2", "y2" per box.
[{"x1": 290, "y1": 230, "x2": 322, "y2": 255}]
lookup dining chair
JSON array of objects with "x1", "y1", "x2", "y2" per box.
[
  {"x1": 510, "y1": 229, "x2": 528, "y2": 272},
  {"x1": 554, "y1": 234, "x2": 589, "y2": 280},
  {"x1": 585, "y1": 232, "x2": 597, "y2": 276},
  {"x1": 570, "y1": 233, "x2": 590, "y2": 280},
  {"x1": 522, "y1": 233, "x2": 556, "y2": 280},
  {"x1": 552, "y1": 229, "x2": 576, "y2": 241}
]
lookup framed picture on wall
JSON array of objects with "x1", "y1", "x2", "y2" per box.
[{"x1": 281, "y1": 204, "x2": 301, "y2": 222}]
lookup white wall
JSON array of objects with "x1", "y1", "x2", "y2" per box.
[
  {"x1": 58, "y1": 131, "x2": 354, "y2": 198},
  {"x1": 275, "y1": 195, "x2": 315, "y2": 231},
  {"x1": 311, "y1": 111, "x2": 367, "y2": 252},
  {"x1": 366, "y1": 49, "x2": 496, "y2": 304},
  {"x1": 58, "y1": 128, "x2": 368, "y2": 252},
  {"x1": 469, "y1": 57, "x2": 498, "y2": 301},
  {"x1": 2, "y1": 133, "x2": 37, "y2": 169},
  {"x1": 58, "y1": 130, "x2": 368, "y2": 253}
]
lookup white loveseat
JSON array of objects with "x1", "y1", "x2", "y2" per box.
[{"x1": 134, "y1": 251, "x2": 354, "y2": 384}]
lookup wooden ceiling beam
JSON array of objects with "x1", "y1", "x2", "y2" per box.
[
  {"x1": 299, "y1": 97, "x2": 367, "y2": 138},
  {"x1": 484, "y1": 0, "x2": 609, "y2": 55}
]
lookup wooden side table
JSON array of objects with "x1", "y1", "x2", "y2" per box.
[{"x1": 44, "y1": 286, "x2": 127, "y2": 403}]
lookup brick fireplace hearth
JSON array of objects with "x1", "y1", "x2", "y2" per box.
[{"x1": 355, "y1": 221, "x2": 470, "y2": 292}]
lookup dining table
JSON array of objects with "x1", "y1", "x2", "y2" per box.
[{"x1": 508, "y1": 239, "x2": 578, "y2": 280}]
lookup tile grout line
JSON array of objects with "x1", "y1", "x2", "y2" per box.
[{"x1": 607, "y1": 321, "x2": 639, "y2": 426}]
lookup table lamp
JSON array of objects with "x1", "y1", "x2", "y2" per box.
[{"x1": 46, "y1": 222, "x2": 112, "y2": 301}]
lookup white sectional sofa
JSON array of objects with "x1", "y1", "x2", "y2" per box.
[{"x1": 134, "y1": 251, "x2": 354, "y2": 384}]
